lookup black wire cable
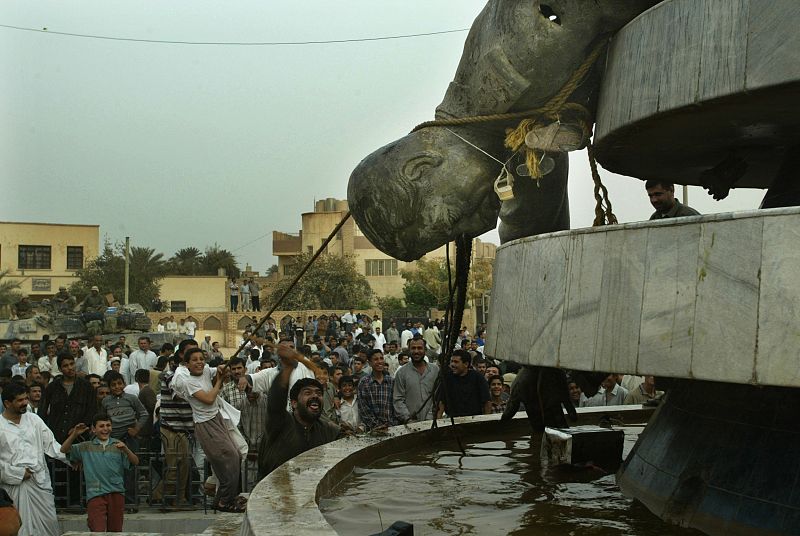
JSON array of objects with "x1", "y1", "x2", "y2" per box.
[{"x1": 0, "y1": 23, "x2": 468, "y2": 46}]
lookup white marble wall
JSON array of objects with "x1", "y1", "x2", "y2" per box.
[{"x1": 487, "y1": 207, "x2": 800, "y2": 388}]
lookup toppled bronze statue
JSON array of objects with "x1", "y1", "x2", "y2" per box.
[{"x1": 348, "y1": 0, "x2": 658, "y2": 261}]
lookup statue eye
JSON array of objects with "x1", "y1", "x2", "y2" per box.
[
  {"x1": 402, "y1": 154, "x2": 442, "y2": 181},
  {"x1": 539, "y1": 4, "x2": 562, "y2": 25}
]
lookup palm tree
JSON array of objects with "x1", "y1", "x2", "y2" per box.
[
  {"x1": 169, "y1": 247, "x2": 203, "y2": 275},
  {"x1": 130, "y1": 247, "x2": 167, "y2": 280},
  {"x1": 202, "y1": 245, "x2": 240, "y2": 278}
]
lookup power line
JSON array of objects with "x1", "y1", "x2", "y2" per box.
[
  {"x1": 0, "y1": 23, "x2": 469, "y2": 46},
  {"x1": 231, "y1": 232, "x2": 271, "y2": 253}
]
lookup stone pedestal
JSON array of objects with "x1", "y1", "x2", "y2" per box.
[
  {"x1": 593, "y1": 0, "x2": 800, "y2": 189},
  {"x1": 485, "y1": 207, "x2": 800, "y2": 389}
]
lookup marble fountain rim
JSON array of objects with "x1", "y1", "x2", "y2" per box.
[
  {"x1": 241, "y1": 406, "x2": 653, "y2": 536},
  {"x1": 495, "y1": 206, "x2": 800, "y2": 253}
]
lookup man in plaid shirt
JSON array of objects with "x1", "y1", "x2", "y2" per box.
[
  {"x1": 357, "y1": 349, "x2": 398, "y2": 431},
  {"x1": 221, "y1": 358, "x2": 247, "y2": 411}
]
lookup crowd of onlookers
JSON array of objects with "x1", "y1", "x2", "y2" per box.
[{"x1": 0, "y1": 312, "x2": 663, "y2": 534}]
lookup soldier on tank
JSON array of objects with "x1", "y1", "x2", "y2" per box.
[
  {"x1": 11, "y1": 297, "x2": 34, "y2": 319},
  {"x1": 52, "y1": 286, "x2": 77, "y2": 313},
  {"x1": 80, "y1": 286, "x2": 106, "y2": 314}
]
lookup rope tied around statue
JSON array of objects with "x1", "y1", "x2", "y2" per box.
[{"x1": 412, "y1": 38, "x2": 617, "y2": 227}]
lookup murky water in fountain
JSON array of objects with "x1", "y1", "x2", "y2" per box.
[{"x1": 320, "y1": 426, "x2": 702, "y2": 535}]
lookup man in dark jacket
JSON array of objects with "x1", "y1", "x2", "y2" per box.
[{"x1": 39, "y1": 353, "x2": 95, "y2": 443}]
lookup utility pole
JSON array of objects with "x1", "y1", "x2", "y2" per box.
[
  {"x1": 124, "y1": 237, "x2": 130, "y2": 305},
  {"x1": 683, "y1": 184, "x2": 689, "y2": 205}
]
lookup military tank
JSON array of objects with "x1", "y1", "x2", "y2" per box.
[{"x1": 0, "y1": 300, "x2": 173, "y2": 346}]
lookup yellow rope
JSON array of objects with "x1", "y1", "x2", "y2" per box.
[{"x1": 410, "y1": 38, "x2": 617, "y2": 223}]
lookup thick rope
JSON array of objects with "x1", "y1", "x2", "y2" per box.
[
  {"x1": 411, "y1": 39, "x2": 608, "y2": 134},
  {"x1": 226, "y1": 211, "x2": 352, "y2": 361},
  {"x1": 587, "y1": 143, "x2": 617, "y2": 226}
]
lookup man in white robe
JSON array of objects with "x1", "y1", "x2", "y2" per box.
[{"x1": 0, "y1": 383, "x2": 70, "y2": 536}]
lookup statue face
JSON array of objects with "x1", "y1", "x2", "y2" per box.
[{"x1": 348, "y1": 127, "x2": 501, "y2": 261}]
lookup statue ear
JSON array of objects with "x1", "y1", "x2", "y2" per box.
[{"x1": 401, "y1": 153, "x2": 443, "y2": 181}]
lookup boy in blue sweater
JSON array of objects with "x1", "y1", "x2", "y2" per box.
[{"x1": 61, "y1": 414, "x2": 139, "y2": 532}]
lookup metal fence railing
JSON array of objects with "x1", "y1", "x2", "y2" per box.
[{"x1": 48, "y1": 447, "x2": 259, "y2": 513}]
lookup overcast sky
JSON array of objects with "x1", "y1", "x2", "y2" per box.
[{"x1": 1, "y1": 1, "x2": 764, "y2": 272}]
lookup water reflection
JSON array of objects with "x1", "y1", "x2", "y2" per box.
[{"x1": 319, "y1": 426, "x2": 703, "y2": 535}]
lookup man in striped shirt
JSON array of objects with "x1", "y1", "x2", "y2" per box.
[
  {"x1": 152, "y1": 340, "x2": 196, "y2": 507},
  {"x1": 357, "y1": 349, "x2": 398, "y2": 431}
]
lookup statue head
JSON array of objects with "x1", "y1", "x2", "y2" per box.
[
  {"x1": 348, "y1": 0, "x2": 660, "y2": 260},
  {"x1": 348, "y1": 127, "x2": 501, "y2": 261}
]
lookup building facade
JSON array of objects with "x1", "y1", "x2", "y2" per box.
[
  {"x1": 272, "y1": 198, "x2": 496, "y2": 299},
  {"x1": 0, "y1": 221, "x2": 100, "y2": 297}
]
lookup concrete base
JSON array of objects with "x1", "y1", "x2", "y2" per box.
[
  {"x1": 618, "y1": 379, "x2": 800, "y2": 535},
  {"x1": 59, "y1": 507, "x2": 241, "y2": 536}
]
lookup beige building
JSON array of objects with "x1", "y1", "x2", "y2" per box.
[
  {"x1": 273, "y1": 198, "x2": 496, "y2": 299},
  {"x1": 157, "y1": 275, "x2": 229, "y2": 313},
  {"x1": 0, "y1": 221, "x2": 100, "y2": 297}
]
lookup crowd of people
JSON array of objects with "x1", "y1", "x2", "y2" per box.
[{"x1": 0, "y1": 310, "x2": 664, "y2": 535}]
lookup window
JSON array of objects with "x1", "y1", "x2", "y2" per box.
[
  {"x1": 365, "y1": 259, "x2": 398, "y2": 277},
  {"x1": 171, "y1": 300, "x2": 187, "y2": 312},
  {"x1": 18, "y1": 245, "x2": 51, "y2": 270},
  {"x1": 66, "y1": 246, "x2": 84, "y2": 270}
]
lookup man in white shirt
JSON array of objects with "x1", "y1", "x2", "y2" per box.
[
  {"x1": 165, "y1": 316, "x2": 179, "y2": 335},
  {"x1": 83, "y1": 335, "x2": 108, "y2": 377},
  {"x1": 582, "y1": 374, "x2": 629, "y2": 407},
  {"x1": 341, "y1": 310, "x2": 356, "y2": 334},
  {"x1": 372, "y1": 327, "x2": 387, "y2": 350},
  {"x1": 128, "y1": 337, "x2": 157, "y2": 383},
  {"x1": 184, "y1": 318, "x2": 197, "y2": 339},
  {"x1": 0, "y1": 382, "x2": 70, "y2": 536},
  {"x1": 400, "y1": 322, "x2": 414, "y2": 350}
]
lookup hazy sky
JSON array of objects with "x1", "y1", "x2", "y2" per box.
[{"x1": 1, "y1": 1, "x2": 764, "y2": 272}]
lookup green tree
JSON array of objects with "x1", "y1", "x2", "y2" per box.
[
  {"x1": 71, "y1": 241, "x2": 166, "y2": 307},
  {"x1": 376, "y1": 295, "x2": 404, "y2": 314},
  {"x1": 168, "y1": 247, "x2": 204, "y2": 275},
  {"x1": 202, "y1": 245, "x2": 240, "y2": 278},
  {"x1": 265, "y1": 264, "x2": 278, "y2": 277},
  {"x1": 267, "y1": 253, "x2": 373, "y2": 310},
  {"x1": 401, "y1": 258, "x2": 450, "y2": 310},
  {"x1": 401, "y1": 257, "x2": 494, "y2": 310}
]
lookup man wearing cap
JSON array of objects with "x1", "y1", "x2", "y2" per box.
[
  {"x1": 80, "y1": 286, "x2": 106, "y2": 313},
  {"x1": 200, "y1": 335, "x2": 213, "y2": 356},
  {"x1": 257, "y1": 343, "x2": 341, "y2": 479},
  {"x1": 52, "y1": 286, "x2": 76, "y2": 313}
]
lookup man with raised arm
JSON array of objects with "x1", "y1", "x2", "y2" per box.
[{"x1": 257, "y1": 342, "x2": 340, "y2": 479}]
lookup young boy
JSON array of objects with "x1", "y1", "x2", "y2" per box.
[
  {"x1": 314, "y1": 366, "x2": 339, "y2": 423},
  {"x1": 11, "y1": 349, "x2": 30, "y2": 378},
  {"x1": 172, "y1": 348, "x2": 247, "y2": 512},
  {"x1": 101, "y1": 371, "x2": 148, "y2": 507},
  {"x1": 60, "y1": 414, "x2": 139, "y2": 532},
  {"x1": 337, "y1": 375, "x2": 362, "y2": 432}
]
